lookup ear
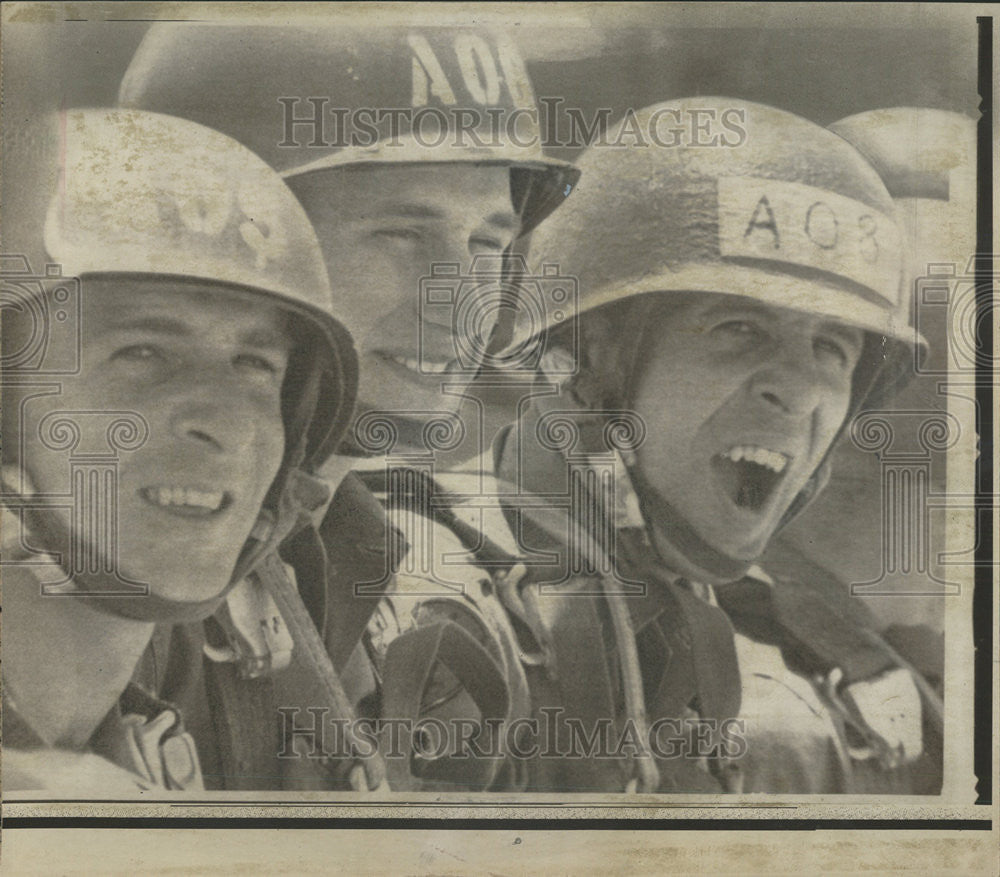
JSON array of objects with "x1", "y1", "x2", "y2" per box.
[{"x1": 560, "y1": 310, "x2": 624, "y2": 410}]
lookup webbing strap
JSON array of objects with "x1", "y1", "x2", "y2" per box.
[
  {"x1": 317, "y1": 471, "x2": 403, "y2": 672},
  {"x1": 202, "y1": 658, "x2": 283, "y2": 790},
  {"x1": 254, "y1": 552, "x2": 387, "y2": 790},
  {"x1": 380, "y1": 620, "x2": 510, "y2": 791}
]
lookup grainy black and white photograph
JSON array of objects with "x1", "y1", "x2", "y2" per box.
[{"x1": 0, "y1": 2, "x2": 995, "y2": 874}]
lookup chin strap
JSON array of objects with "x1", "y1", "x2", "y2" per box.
[
  {"x1": 625, "y1": 463, "x2": 757, "y2": 586},
  {"x1": 774, "y1": 458, "x2": 833, "y2": 532},
  {"x1": 2, "y1": 466, "x2": 321, "y2": 624}
]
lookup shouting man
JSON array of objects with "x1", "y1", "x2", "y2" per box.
[{"x1": 350, "y1": 99, "x2": 943, "y2": 794}]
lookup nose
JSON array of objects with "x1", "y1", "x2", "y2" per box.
[
  {"x1": 749, "y1": 340, "x2": 825, "y2": 417},
  {"x1": 166, "y1": 370, "x2": 261, "y2": 456},
  {"x1": 416, "y1": 229, "x2": 493, "y2": 329}
]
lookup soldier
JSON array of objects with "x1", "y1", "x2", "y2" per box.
[
  {"x1": 119, "y1": 23, "x2": 577, "y2": 442},
  {"x1": 353, "y1": 99, "x2": 944, "y2": 793},
  {"x1": 1, "y1": 108, "x2": 376, "y2": 792},
  {"x1": 117, "y1": 23, "x2": 579, "y2": 786}
]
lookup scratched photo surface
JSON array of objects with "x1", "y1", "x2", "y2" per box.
[{"x1": 0, "y1": 1, "x2": 987, "y2": 822}]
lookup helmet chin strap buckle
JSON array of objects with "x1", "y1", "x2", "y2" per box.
[
  {"x1": 203, "y1": 575, "x2": 294, "y2": 679},
  {"x1": 249, "y1": 510, "x2": 276, "y2": 543},
  {"x1": 539, "y1": 348, "x2": 576, "y2": 386}
]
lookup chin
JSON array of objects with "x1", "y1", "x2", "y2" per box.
[
  {"x1": 150, "y1": 576, "x2": 232, "y2": 605},
  {"x1": 694, "y1": 518, "x2": 773, "y2": 564},
  {"x1": 124, "y1": 550, "x2": 237, "y2": 604}
]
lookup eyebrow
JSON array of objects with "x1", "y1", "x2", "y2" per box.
[
  {"x1": 816, "y1": 320, "x2": 865, "y2": 348},
  {"x1": 107, "y1": 316, "x2": 290, "y2": 351},
  {"x1": 107, "y1": 316, "x2": 192, "y2": 335},
  {"x1": 382, "y1": 203, "x2": 519, "y2": 232},
  {"x1": 699, "y1": 300, "x2": 863, "y2": 343}
]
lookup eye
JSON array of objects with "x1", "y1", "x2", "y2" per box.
[
  {"x1": 469, "y1": 235, "x2": 506, "y2": 255},
  {"x1": 712, "y1": 319, "x2": 765, "y2": 343},
  {"x1": 370, "y1": 227, "x2": 422, "y2": 245},
  {"x1": 233, "y1": 352, "x2": 280, "y2": 375},
  {"x1": 111, "y1": 344, "x2": 161, "y2": 362},
  {"x1": 814, "y1": 336, "x2": 850, "y2": 367}
]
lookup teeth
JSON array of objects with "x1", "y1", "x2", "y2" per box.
[
  {"x1": 390, "y1": 355, "x2": 451, "y2": 374},
  {"x1": 722, "y1": 445, "x2": 788, "y2": 474},
  {"x1": 143, "y1": 486, "x2": 225, "y2": 511}
]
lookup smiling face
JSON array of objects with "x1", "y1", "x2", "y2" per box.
[
  {"x1": 19, "y1": 279, "x2": 291, "y2": 604},
  {"x1": 630, "y1": 292, "x2": 864, "y2": 561},
  {"x1": 289, "y1": 163, "x2": 518, "y2": 416}
]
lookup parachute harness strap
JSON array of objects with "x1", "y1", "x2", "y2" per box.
[
  {"x1": 538, "y1": 352, "x2": 661, "y2": 794},
  {"x1": 602, "y1": 580, "x2": 661, "y2": 794}
]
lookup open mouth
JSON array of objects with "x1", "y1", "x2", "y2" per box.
[
  {"x1": 710, "y1": 445, "x2": 790, "y2": 513},
  {"x1": 138, "y1": 486, "x2": 233, "y2": 518}
]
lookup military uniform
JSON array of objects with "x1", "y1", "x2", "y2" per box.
[
  {"x1": 114, "y1": 26, "x2": 582, "y2": 793},
  {"x1": 0, "y1": 540, "x2": 204, "y2": 794},
  {"x1": 1, "y1": 109, "x2": 379, "y2": 794},
  {"x1": 336, "y1": 414, "x2": 939, "y2": 794},
  {"x1": 3, "y1": 688, "x2": 203, "y2": 793},
  {"x1": 337, "y1": 97, "x2": 944, "y2": 795}
]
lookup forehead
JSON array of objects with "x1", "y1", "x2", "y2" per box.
[
  {"x1": 293, "y1": 163, "x2": 516, "y2": 221},
  {"x1": 658, "y1": 291, "x2": 864, "y2": 338},
  {"x1": 81, "y1": 277, "x2": 292, "y2": 343}
]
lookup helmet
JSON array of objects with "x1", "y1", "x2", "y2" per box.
[
  {"x1": 43, "y1": 108, "x2": 357, "y2": 471},
  {"x1": 828, "y1": 106, "x2": 976, "y2": 384},
  {"x1": 3, "y1": 108, "x2": 358, "y2": 620},
  {"x1": 516, "y1": 97, "x2": 925, "y2": 413},
  {"x1": 829, "y1": 107, "x2": 976, "y2": 202},
  {"x1": 118, "y1": 23, "x2": 579, "y2": 234},
  {"x1": 507, "y1": 98, "x2": 925, "y2": 580}
]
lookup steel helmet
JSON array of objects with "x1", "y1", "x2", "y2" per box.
[
  {"x1": 515, "y1": 97, "x2": 925, "y2": 412},
  {"x1": 828, "y1": 106, "x2": 975, "y2": 381},
  {"x1": 118, "y1": 23, "x2": 579, "y2": 235},
  {"x1": 829, "y1": 107, "x2": 976, "y2": 203},
  {"x1": 3, "y1": 108, "x2": 358, "y2": 621},
  {"x1": 506, "y1": 98, "x2": 925, "y2": 582},
  {"x1": 829, "y1": 108, "x2": 976, "y2": 273},
  {"x1": 41, "y1": 108, "x2": 358, "y2": 472}
]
